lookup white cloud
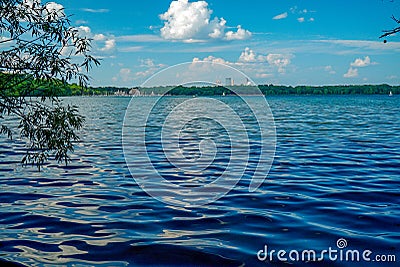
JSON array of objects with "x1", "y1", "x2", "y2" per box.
[
  {"x1": 141, "y1": 59, "x2": 155, "y2": 68},
  {"x1": 101, "y1": 39, "x2": 116, "y2": 51},
  {"x1": 239, "y1": 47, "x2": 269, "y2": 63},
  {"x1": 225, "y1": 26, "x2": 252, "y2": 40},
  {"x1": 81, "y1": 8, "x2": 109, "y2": 13},
  {"x1": 350, "y1": 56, "x2": 371, "y2": 67},
  {"x1": 190, "y1": 52, "x2": 289, "y2": 83},
  {"x1": 60, "y1": 26, "x2": 91, "y2": 55},
  {"x1": 238, "y1": 48, "x2": 292, "y2": 73},
  {"x1": 297, "y1": 17, "x2": 305, "y2": 23},
  {"x1": 75, "y1": 26, "x2": 115, "y2": 53},
  {"x1": 239, "y1": 47, "x2": 257, "y2": 62},
  {"x1": 344, "y1": 67, "x2": 358, "y2": 78},
  {"x1": 324, "y1": 65, "x2": 336, "y2": 74},
  {"x1": 159, "y1": 0, "x2": 212, "y2": 40},
  {"x1": 208, "y1": 18, "x2": 227, "y2": 39},
  {"x1": 140, "y1": 58, "x2": 166, "y2": 68},
  {"x1": 77, "y1": 26, "x2": 91, "y2": 37},
  {"x1": 118, "y1": 68, "x2": 133, "y2": 82},
  {"x1": 159, "y1": 0, "x2": 251, "y2": 41},
  {"x1": 45, "y1": 2, "x2": 64, "y2": 17},
  {"x1": 277, "y1": 6, "x2": 315, "y2": 23},
  {"x1": 201, "y1": 55, "x2": 230, "y2": 65},
  {"x1": 273, "y1": 12, "x2": 288, "y2": 20},
  {"x1": 191, "y1": 56, "x2": 231, "y2": 67},
  {"x1": 135, "y1": 59, "x2": 166, "y2": 78},
  {"x1": 135, "y1": 69, "x2": 154, "y2": 77},
  {"x1": 20, "y1": 1, "x2": 65, "y2": 20},
  {"x1": 342, "y1": 56, "x2": 374, "y2": 79},
  {"x1": 266, "y1": 54, "x2": 292, "y2": 73},
  {"x1": 94, "y1": 34, "x2": 106, "y2": 41}
]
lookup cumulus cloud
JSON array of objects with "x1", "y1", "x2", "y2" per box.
[
  {"x1": 141, "y1": 59, "x2": 156, "y2": 68},
  {"x1": 159, "y1": 0, "x2": 251, "y2": 41},
  {"x1": 343, "y1": 56, "x2": 374, "y2": 78},
  {"x1": 350, "y1": 56, "x2": 371, "y2": 67},
  {"x1": 140, "y1": 58, "x2": 166, "y2": 69},
  {"x1": 266, "y1": 54, "x2": 292, "y2": 73},
  {"x1": 135, "y1": 59, "x2": 166, "y2": 78},
  {"x1": 20, "y1": 1, "x2": 65, "y2": 20},
  {"x1": 45, "y1": 2, "x2": 64, "y2": 16},
  {"x1": 208, "y1": 17, "x2": 227, "y2": 39},
  {"x1": 77, "y1": 26, "x2": 91, "y2": 36},
  {"x1": 101, "y1": 39, "x2": 116, "y2": 51},
  {"x1": 194, "y1": 55, "x2": 230, "y2": 65},
  {"x1": 344, "y1": 67, "x2": 358, "y2": 78},
  {"x1": 225, "y1": 26, "x2": 252, "y2": 40},
  {"x1": 273, "y1": 12, "x2": 288, "y2": 20},
  {"x1": 238, "y1": 48, "x2": 292, "y2": 73},
  {"x1": 239, "y1": 47, "x2": 257, "y2": 62},
  {"x1": 94, "y1": 34, "x2": 106, "y2": 41},
  {"x1": 75, "y1": 26, "x2": 116, "y2": 53},
  {"x1": 190, "y1": 51, "x2": 291, "y2": 83}
]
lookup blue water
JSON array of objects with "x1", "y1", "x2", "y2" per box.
[{"x1": 0, "y1": 95, "x2": 399, "y2": 266}]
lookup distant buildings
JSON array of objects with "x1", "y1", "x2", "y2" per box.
[
  {"x1": 224, "y1": 78, "x2": 252, "y2": 86},
  {"x1": 114, "y1": 87, "x2": 141, "y2": 96},
  {"x1": 225, "y1": 78, "x2": 234, "y2": 86},
  {"x1": 129, "y1": 88, "x2": 141, "y2": 96}
]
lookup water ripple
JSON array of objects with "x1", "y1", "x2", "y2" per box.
[{"x1": 0, "y1": 96, "x2": 399, "y2": 266}]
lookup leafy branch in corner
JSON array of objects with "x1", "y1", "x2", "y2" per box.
[{"x1": 0, "y1": 0, "x2": 100, "y2": 169}]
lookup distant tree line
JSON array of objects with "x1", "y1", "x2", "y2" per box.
[
  {"x1": 2, "y1": 75, "x2": 399, "y2": 97},
  {"x1": 258, "y1": 84, "x2": 399, "y2": 95},
  {"x1": 143, "y1": 84, "x2": 399, "y2": 96}
]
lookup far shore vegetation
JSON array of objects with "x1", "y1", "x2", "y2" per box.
[{"x1": 3, "y1": 76, "x2": 399, "y2": 97}]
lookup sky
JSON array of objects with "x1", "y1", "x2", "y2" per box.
[{"x1": 51, "y1": 0, "x2": 400, "y2": 87}]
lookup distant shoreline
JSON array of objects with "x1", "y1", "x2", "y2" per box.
[
  {"x1": 7, "y1": 82, "x2": 399, "y2": 97},
  {"x1": 75, "y1": 84, "x2": 399, "y2": 97}
]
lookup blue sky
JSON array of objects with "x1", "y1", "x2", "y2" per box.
[{"x1": 53, "y1": 0, "x2": 400, "y2": 87}]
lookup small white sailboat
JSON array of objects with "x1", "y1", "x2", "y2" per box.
[{"x1": 389, "y1": 91, "x2": 393, "y2": 97}]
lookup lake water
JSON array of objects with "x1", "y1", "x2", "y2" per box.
[{"x1": 0, "y1": 95, "x2": 399, "y2": 266}]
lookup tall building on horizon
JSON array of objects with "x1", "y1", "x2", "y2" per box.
[{"x1": 225, "y1": 78, "x2": 234, "y2": 86}]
